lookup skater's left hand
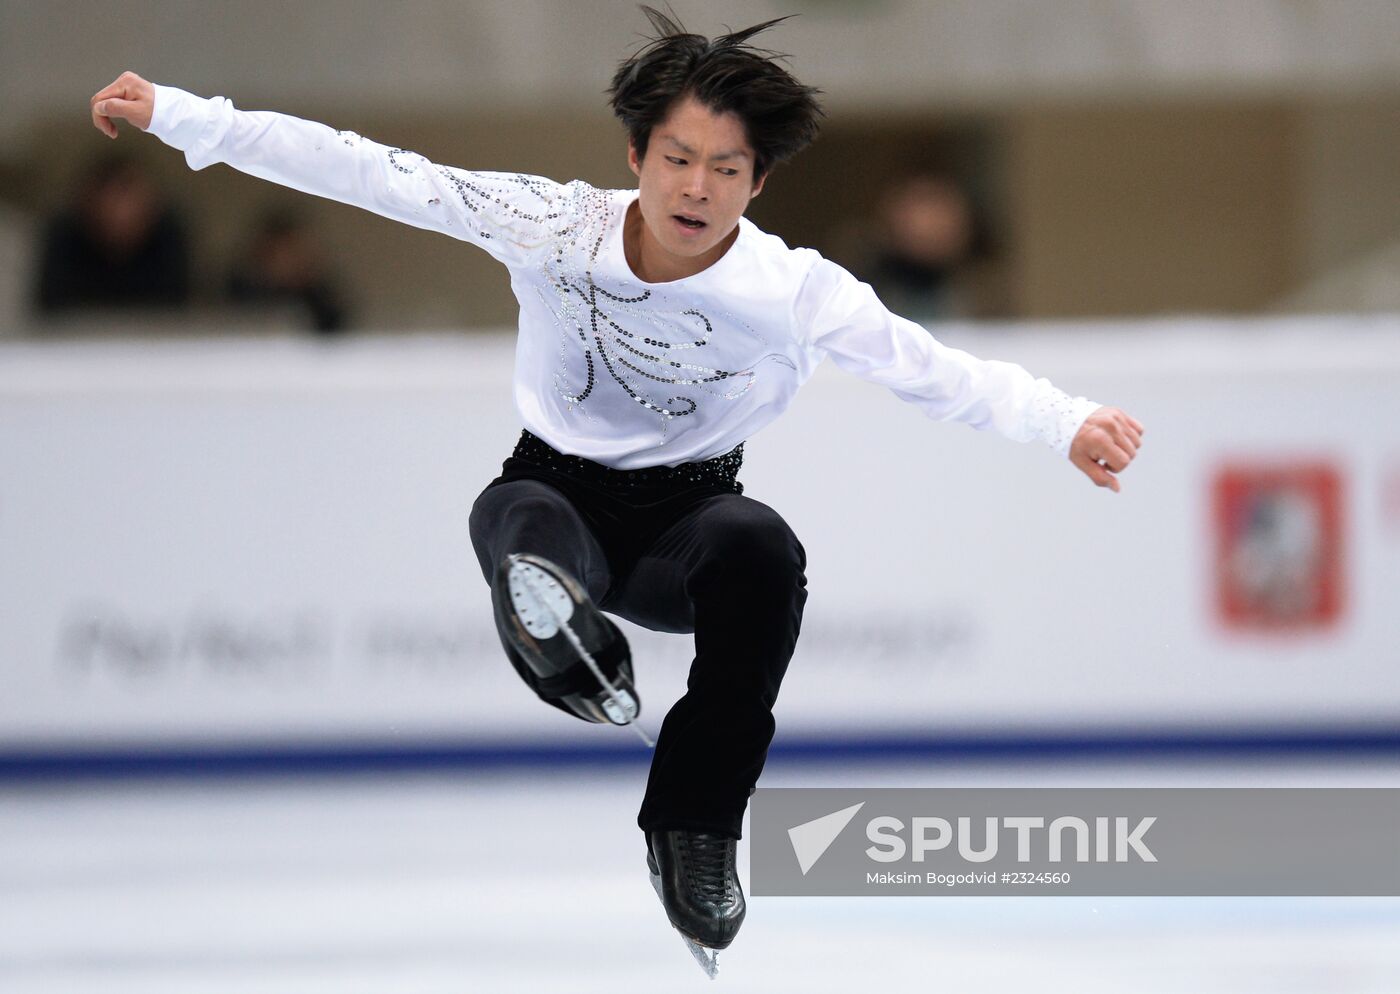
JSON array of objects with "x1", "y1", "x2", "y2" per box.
[{"x1": 1069, "y1": 406, "x2": 1143, "y2": 493}]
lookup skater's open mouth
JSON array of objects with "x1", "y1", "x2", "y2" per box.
[{"x1": 673, "y1": 214, "x2": 707, "y2": 229}]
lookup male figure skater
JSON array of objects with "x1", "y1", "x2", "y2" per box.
[{"x1": 91, "y1": 7, "x2": 1143, "y2": 963}]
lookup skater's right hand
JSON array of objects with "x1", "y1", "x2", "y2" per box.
[{"x1": 91, "y1": 71, "x2": 155, "y2": 138}]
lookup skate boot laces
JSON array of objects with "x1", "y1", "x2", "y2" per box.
[{"x1": 680, "y1": 833, "x2": 738, "y2": 905}]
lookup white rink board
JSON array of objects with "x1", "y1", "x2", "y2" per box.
[{"x1": 2, "y1": 317, "x2": 1399, "y2": 750}]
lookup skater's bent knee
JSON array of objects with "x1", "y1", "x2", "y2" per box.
[{"x1": 699, "y1": 515, "x2": 806, "y2": 582}]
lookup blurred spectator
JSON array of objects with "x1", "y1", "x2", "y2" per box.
[
  {"x1": 863, "y1": 174, "x2": 976, "y2": 323},
  {"x1": 33, "y1": 154, "x2": 191, "y2": 316},
  {"x1": 226, "y1": 209, "x2": 350, "y2": 334}
]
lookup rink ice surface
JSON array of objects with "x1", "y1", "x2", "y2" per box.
[{"x1": 3, "y1": 757, "x2": 1400, "y2": 994}]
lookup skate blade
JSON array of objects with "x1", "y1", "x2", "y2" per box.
[
  {"x1": 509, "y1": 556, "x2": 655, "y2": 748},
  {"x1": 649, "y1": 870, "x2": 720, "y2": 979}
]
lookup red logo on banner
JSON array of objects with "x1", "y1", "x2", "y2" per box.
[{"x1": 1212, "y1": 463, "x2": 1344, "y2": 631}]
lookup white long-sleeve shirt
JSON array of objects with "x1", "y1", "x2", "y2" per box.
[{"x1": 148, "y1": 84, "x2": 1100, "y2": 470}]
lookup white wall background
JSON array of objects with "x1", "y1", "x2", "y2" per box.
[{"x1": 3, "y1": 318, "x2": 1398, "y2": 754}]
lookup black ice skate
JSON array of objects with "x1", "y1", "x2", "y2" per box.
[
  {"x1": 647, "y1": 829, "x2": 746, "y2": 978},
  {"x1": 496, "y1": 553, "x2": 653, "y2": 746}
]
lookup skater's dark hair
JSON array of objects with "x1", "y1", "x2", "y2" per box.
[{"x1": 608, "y1": 6, "x2": 824, "y2": 183}]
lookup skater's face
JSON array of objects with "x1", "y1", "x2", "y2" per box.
[{"x1": 626, "y1": 96, "x2": 765, "y2": 283}]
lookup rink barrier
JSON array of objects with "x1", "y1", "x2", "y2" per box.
[
  {"x1": 3, "y1": 722, "x2": 1399, "y2": 781},
  {"x1": 5, "y1": 321, "x2": 1400, "y2": 753}
]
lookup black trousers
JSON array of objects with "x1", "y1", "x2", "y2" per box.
[{"x1": 468, "y1": 435, "x2": 808, "y2": 839}]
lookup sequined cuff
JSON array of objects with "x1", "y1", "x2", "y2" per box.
[{"x1": 1025, "y1": 381, "x2": 1101, "y2": 458}]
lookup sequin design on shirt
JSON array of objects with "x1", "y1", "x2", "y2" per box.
[
  {"x1": 427, "y1": 168, "x2": 564, "y2": 253},
  {"x1": 336, "y1": 156, "x2": 784, "y2": 436},
  {"x1": 536, "y1": 184, "x2": 790, "y2": 436},
  {"x1": 337, "y1": 132, "x2": 567, "y2": 250}
]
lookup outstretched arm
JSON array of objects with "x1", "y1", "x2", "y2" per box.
[
  {"x1": 797, "y1": 257, "x2": 1146, "y2": 492},
  {"x1": 89, "y1": 71, "x2": 563, "y2": 268}
]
